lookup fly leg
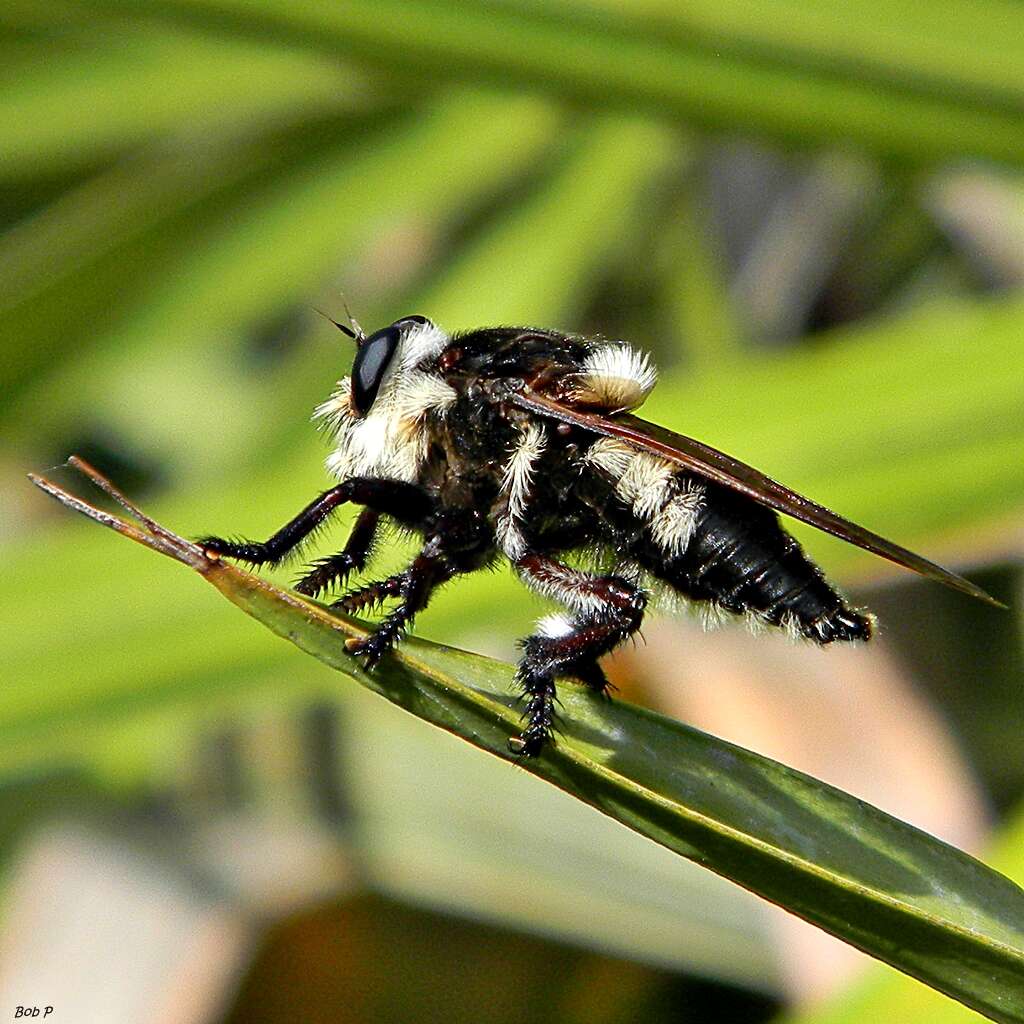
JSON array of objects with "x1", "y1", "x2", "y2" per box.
[
  {"x1": 511, "y1": 554, "x2": 646, "y2": 756},
  {"x1": 294, "y1": 508, "x2": 380, "y2": 597},
  {"x1": 332, "y1": 571, "x2": 406, "y2": 615},
  {"x1": 199, "y1": 478, "x2": 430, "y2": 567},
  {"x1": 345, "y1": 554, "x2": 452, "y2": 668},
  {"x1": 572, "y1": 659, "x2": 615, "y2": 698},
  {"x1": 342, "y1": 509, "x2": 491, "y2": 667}
]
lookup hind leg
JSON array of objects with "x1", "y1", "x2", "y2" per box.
[{"x1": 511, "y1": 555, "x2": 646, "y2": 756}]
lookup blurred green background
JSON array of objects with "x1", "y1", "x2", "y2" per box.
[{"x1": 1, "y1": 2, "x2": 1023, "y2": 1022}]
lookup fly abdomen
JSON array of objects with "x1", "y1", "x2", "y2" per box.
[
  {"x1": 638, "y1": 481, "x2": 872, "y2": 644},
  {"x1": 581, "y1": 438, "x2": 872, "y2": 644}
]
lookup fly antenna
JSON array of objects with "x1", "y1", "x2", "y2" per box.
[
  {"x1": 341, "y1": 295, "x2": 366, "y2": 343},
  {"x1": 313, "y1": 307, "x2": 358, "y2": 342}
]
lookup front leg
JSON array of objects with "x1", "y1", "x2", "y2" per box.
[
  {"x1": 200, "y1": 478, "x2": 431, "y2": 567},
  {"x1": 511, "y1": 553, "x2": 647, "y2": 756}
]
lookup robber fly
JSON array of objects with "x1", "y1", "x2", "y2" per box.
[{"x1": 200, "y1": 315, "x2": 1000, "y2": 755}]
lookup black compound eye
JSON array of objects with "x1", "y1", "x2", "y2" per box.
[
  {"x1": 395, "y1": 314, "x2": 430, "y2": 328},
  {"x1": 351, "y1": 325, "x2": 400, "y2": 416}
]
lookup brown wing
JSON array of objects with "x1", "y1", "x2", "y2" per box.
[{"x1": 511, "y1": 389, "x2": 1004, "y2": 608}]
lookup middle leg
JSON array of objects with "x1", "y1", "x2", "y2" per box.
[
  {"x1": 346, "y1": 553, "x2": 453, "y2": 668},
  {"x1": 294, "y1": 508, "x2": 380, "y2": 597},
  {"x1": 343, "y1": 509, "x2": 491, "y2": 666}
]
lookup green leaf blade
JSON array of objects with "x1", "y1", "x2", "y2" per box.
[{"x1": 205, "y1": 552, "x2": 1024, "y2": 1023}]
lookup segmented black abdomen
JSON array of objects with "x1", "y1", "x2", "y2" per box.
[{"x1": 637, "y1": 483, "x2": 872, "y2": 644}]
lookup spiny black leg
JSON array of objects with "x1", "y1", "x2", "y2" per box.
[
  {"x1": 200, "y1": 477, "x2": 432, "y2": 567},
  {"x1": 573, "y1": 659, "x2": 614, "y2": 697},
  {"x1": 510, "y1": 555, "x2": 646, "y2": 756},
  {"x1": 336, "y1": 505, "x2": 491, "y2": 628},
  {"x1": 346, "y1": 554, "x2": 450, "y2": 668},
  {"x1": 295, "y1": 508, "x2": 380, "y2": 597},
  {"x1": 338, "y1": 478, "x2": 433, "y2": 526},
  {"x1": 294, "y1": 553, "x2": 362, "y2": 598},
  {"x1": 509, "y1": 659, "x2": 557, "y2": 757},
  {"x1": 332, "y1": 572, "x2": 406, "y2": 615},
  {"x1": 200, "y1": 486, "x2": 347, "y2": 567}
]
